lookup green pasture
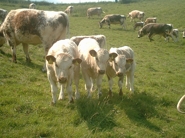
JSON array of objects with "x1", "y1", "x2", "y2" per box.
[{"x1": 0, "y1": 0, "x2": 185, "y2": 137}]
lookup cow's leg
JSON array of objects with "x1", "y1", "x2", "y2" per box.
[
  {"x1": 66, "y1": 80, "x2": 74, "y2": 103},
  {"x1": 118, "y1": 76, "x2": 124, "y2": 96},
  {"x1": 96, "y1": 75, "x2": 103, "y2": 98},
  {"x1": 148, "y1": 33, "x2": 154, "y2": 41},
  {"x1": 129, "y1": 70, "x2": 134, "y2": 92},
  {"x1": 82, "y1": 70, "x2": 92, "y2": 98},
  {"x1": 107, "y1": 76, "x2": 113, "y2": 97},
  {"x1": 74, "y1": 65, "x2": 80, "y2": 99},
  {"x1": 11, "y1": 46, "x2": 17, "y2": 63},
  {"x1": 22, "y1": 43, "x2": 31, "y2": 62}
]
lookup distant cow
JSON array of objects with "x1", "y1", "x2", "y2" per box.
[
  {"x1": 65, "y1": 6, "x2": 73, "y2": 16},
  {"x1": 70, "y1": 34, "x2": 106, "y2": 48},
  {"x1": 138, "y1": 23, "x2": 173, "y2": 42},
  {"x1": 127, "y1": 10, "x2": 145, "y2": 22},
  {"x1": 99, "y1": 14, "x2": 126, "y2": 29},
  {"x1": 165, "y1": 29, "x2": 179, "y2": 42},
  {"x1": 29, "y1": 3, "x2": 36, "y2": 9},
  {"x1": 134, "y1": 21, "x2": 144, "y2": 30},
  {"x1": 183, "y1": 31, "x2": 185, "y2": 38},
  {"x1": 177, "y1": 95, "x2": 185, "y2": 113},
  {"x1": 46, "y1": 39, "x2": 82, "y2": 104},
  {"x1": 144, "y1": 17, "x2": 157, "y2": 24},
  {"x1": 78, "y1": 38, "x2": 109, "y2": 98},
  {"x1": 106, "y1": 46, "x2": 135, "y2": 96},
  {"x1": 0, "y1": 9, "x2": 69, "y2": 71},
  {"x1": 87, "y1": 7, "x2": 105, "y2": 18},
  {"x1": 0, "y1": 9, "x2": 7, "y2": 23}
]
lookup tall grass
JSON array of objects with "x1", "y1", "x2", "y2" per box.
[{"x1": 0, "y1": 0, "x2": 185, "y2": 137}]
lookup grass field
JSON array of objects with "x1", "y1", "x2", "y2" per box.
[{"x1": 0, "y1": 0, "x2": 185, "y2": 137}]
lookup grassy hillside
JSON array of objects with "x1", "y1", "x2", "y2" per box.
[{"x1": 0, "y1": 0, "x2": 185, "y2": 137}]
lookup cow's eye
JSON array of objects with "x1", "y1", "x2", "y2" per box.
[{"x1": 96, "y1": 57, "x2": 99, "y2": 61}]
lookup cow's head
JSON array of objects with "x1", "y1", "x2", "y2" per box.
[
  {"x1": 109, "y1": 52, "x2": 133, "y2": 77},
  {"x1": 138, "y1": 28, "x2": 144, "y2": 38},
  {"x1": 89, "y1": 48, "x2": 109, "y2": 75},
  {"x1": 99, "y1": 21, "x2": 103, "y2": 29},
  {"x1": 46, "y1": 53, "x2": 82, "y2": 84}
]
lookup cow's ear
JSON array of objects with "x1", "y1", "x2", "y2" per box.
[
  {"x1": 89, "y1": 50, "x2": 97, "y2": 57},
  {"x1": 109, "y1": 53, "x2": 117, "y2": 61},
  {"x1": 72, "y1": 58, "x2": 82, "y2": 65},
  {"x1": 46, "y1": 55, "x2": 56, "y2": 64},
  {"x1": 126, "y1": 58, "x2": 133, "y2": 63}
]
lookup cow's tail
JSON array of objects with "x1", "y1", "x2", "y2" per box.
[
  {"x1": 62, "y1": 12, "x2": 70, "y2": 38},
  {"x1": 177, "y1": 95, "x2": 185, "y2": 114}
]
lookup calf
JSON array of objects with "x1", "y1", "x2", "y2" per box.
[
  {"x1": 0, "y1": 9, "x2": 69, "y2": 71},
  {"x1": 138, "y1": 23, "x2": 173, "y2": 42},
  {"x1": 144, "y1": 17, "x2": 157, "y2": 24},
  {"x1": 46, "y1": 39, "x2": 82, "y2": 104},
  {"x1": 99, "y1": 14, "x2": 126, "y2": 29},
  {"x1": 0, "y1": 8, "x2": 7, "y2": 23},
  {"x1": 78, "y1": 38, "x2": 109, "y2": 98},
  {"x1": 70, "y1": 34, "x2": 106, "y2": 48},
  {"x1": 127, "y1": 10, "x2": 144, "y2": 22},
  {"x1": 106, "y1": 46, "x2": 135, "y2": 96},
  {"x1": 87, "y1": 7, "x2": 104, "y2": 18},
  {"x1": 29, "y1": 3, "x2": 36, "y2": 9},
  {"x1": 65, "y1": 6, "x2": 73, "y2": 16},
  {"x1": 134, "y1": 21, "x2": 144, "y2": 30}
]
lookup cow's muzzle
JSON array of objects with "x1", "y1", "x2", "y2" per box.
[
  {"x1": 116, "y1": 72, "x2": 123, "y2": 77},
  {"x1": 58, "y1": 77, "x2": 67, "y2": 84},
  {"x1": 98, "y1": 70, "x2": 105, "y2": 75}
]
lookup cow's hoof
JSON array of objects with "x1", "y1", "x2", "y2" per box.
[
  {"x1": 51, "y1": 101, "x2": 56, "y2": 106},
  {"x1": 69, "y1": 98, "x2": 74, "y2": 103}
]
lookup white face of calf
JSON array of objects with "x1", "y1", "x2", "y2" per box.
[
  {"x1": 109, "y1": 53, "x2": 133, "y2": 77},
  {"x1": 89, "y1": 49, "x2": 109, "y2": 75},
  {"x1": 46, "y1": 53, "x2": 82, "y2": 84}
]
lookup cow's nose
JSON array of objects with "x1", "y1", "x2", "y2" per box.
[
  {"x1": 98, "y1": 70, "x2": 105, "y2": 74},
  {"x1": 116, "y1": 72, "x2": 123, "y2": 77},
  {"x1": 59, "y1": 77, "x2": 67, "y2": 83}
]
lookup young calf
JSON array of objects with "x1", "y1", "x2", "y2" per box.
[
  {"x1": 46, "y1": 39, "x2": 82, "y2": 104},
  {"x1": 78, "y1": 38, "x2": 109, "y2": 98},
  {"x1": 106, "y1": 46, "x2": 135, "y2": 96}
]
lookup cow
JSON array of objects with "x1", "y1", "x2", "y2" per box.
[
  {"x1": 183, "y1": 30, "x2": 185, "y2": 38},
  {"x1": 127, "y1": 10, "x2": 145, "y2": 22},
  {"x1": 106, "y1": 46, "x2": 135, "y2": 96},
  {"x1": 165, "y1": 29, "x2": 179, "y2": 42},
  {"x1": 0, "y1": 8, "x2": 8, "y2": 23},
  {"x1": 177, "y1": 95, "x2": 185, "y2": 113},
  {"x1": 87, "y1": 7, "x2": 105, "y2": 19},
  {"x1": 70, "y1": 34, "x2": 106, "y2": 48},
  {"x1": 0, "y1": 9, "x2": 69, "y2": 71},
  {"x1": 99, "y1": 14, "x2": 126, "y2": 29},
  {"x1": 64, "y1": 6, "x2": 73, "y2": 16},
  {"x1": 144, "y1": 17, "x2": 157, "y2": 24},
  {"x1": 29, "y1": 3, "x2": 36, "y2": 9},
  {"x1": 46, "y1": 39, "x2": 82, "y2": 104},
  {"x1": 138, "y1": 23, "x2": 173, "y2": 42},
  {"x1": 78, "y1": 38, "x2": 109, "y2": 98},
  {"x1": 134, "y1": 21, "x2": 144, "y2": 30}
]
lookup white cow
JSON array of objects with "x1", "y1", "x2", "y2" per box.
[
  {"x1": 87, "y1": 7, "x2": 105, "y2": 19},
  {"x1": 0, "y1": 8, "x2": 7, "y2": 23},
  {"x1": 29, "y1": 3, "x2": 36, "y2": 9},
  {"x1": 177, "y1": 95, "x2": 185, "y2": 113},
  {"x1": 65, "y1": 6, "x2": 73, "y2": 16},
  {"x1": 78, "y1": 38, "x2": 109, "y2": 98},
  {"x1": 127, "y1": 10, "x2": 145, "y2": 22},
  {"x1": 166, "y1": 29, "x2": 179, "y2": 42},
  {"x1": 0, "y1": 9, "x2": 69, "y2": 71},
  {"x1": 70, "y1": 34, "x2": 106, "y2": 48},
  {"x1": 106, "y1": 46, "x2": 135, "y2": 96},
  {"x1": 46, "y1": 39, "x2": 82, "y2": 104}
]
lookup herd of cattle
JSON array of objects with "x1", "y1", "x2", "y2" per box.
[{"x1": 0, "y1": 3, "x2": 184, "y2": 113}]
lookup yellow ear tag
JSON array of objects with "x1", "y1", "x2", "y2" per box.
[{"x1": 48, "y1": 58, "x2": 53, "y2": 64}]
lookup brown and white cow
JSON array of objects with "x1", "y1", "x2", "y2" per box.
[
  {"x1": 177, "y1": 95, "x2": 185, "y2": 113},
  {"x1": 165, "y1": 29, "x2": 179, "y2": 42},
  {"x1": 106, "y1": 46, "x2": 135, "y2": 96},
  {"x1": 99, "y1": 14, "x2": 126, "y2": 29},
  {"x1": 70, "y1": 34, "x2": 106, "y2": 48},
  {"x1": 127, "y1": 10, "x2": 145, "y2": 22},
  {"x1": 182, "y1": 30, "x2": 185, "y2": 38},
  {"x1": 87, "y1": 7, "x2": 105, "y2": 19},
  {"x1": 138, "y1": 23, "x2": 173, "y2": 42},
  {"x1": 46, "y1": 39, "x2": 82, "y2": 104},
  {"x1": 65, "y1": 6, "x2": 73, "y2": 16},
  {"x1": 134, "y1": 21, "x2": 144, "y2": 30},
  {"x1": 0, "y1": 9, "x2": 69, "y2": 70},
  {"x1": 0, "y1": 8, "x2": 7, "y2": 23},
  {"x1": 144, "y1": 17, "x2": 157, "y2": 24},
  {"x1": 78, "y1": 38, "x2": 109, "y2": 98},
  {"x1": 29, "y1": 3, "x2": 36, "y2": 9}
]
